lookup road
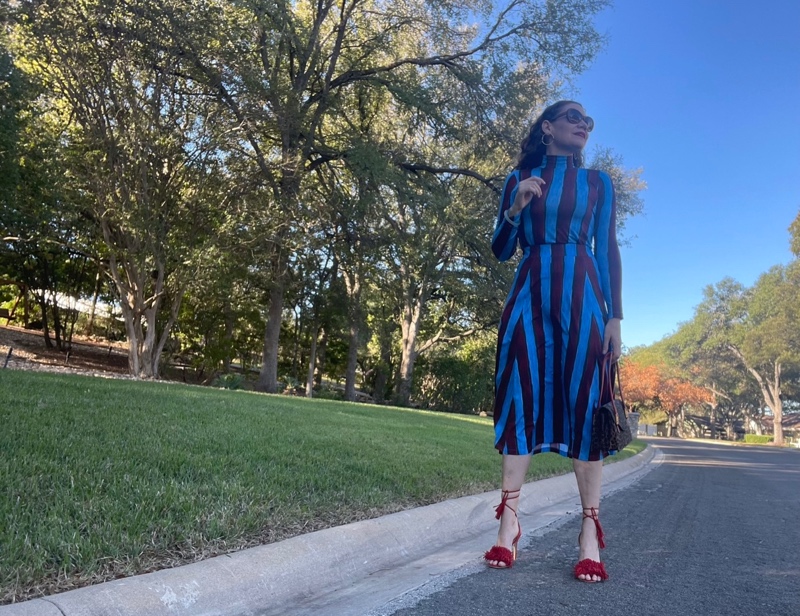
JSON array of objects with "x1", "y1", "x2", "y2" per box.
[{"x1": 386, "y1": 439, "x2": 800, "y2": 616}]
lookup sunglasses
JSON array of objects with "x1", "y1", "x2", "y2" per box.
[{"x1": 550, "y1": 108, "x2": 594, "y2": 132}]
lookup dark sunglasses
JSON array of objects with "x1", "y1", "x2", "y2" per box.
[{"x1": 550, "y1": 108, "x2": 594, "y2": 132}]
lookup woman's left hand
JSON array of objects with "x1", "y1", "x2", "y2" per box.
[{"x1": 603, "y1": 318, "x2": 622, "y2": 361}]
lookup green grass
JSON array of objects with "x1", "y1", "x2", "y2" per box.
[{"x1": 0, "y1": 369, "x2": 646, "y2": 603}]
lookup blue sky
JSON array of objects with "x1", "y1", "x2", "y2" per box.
[{"x1": 568, "y1": 0, "x2": 800, "y2": 349}]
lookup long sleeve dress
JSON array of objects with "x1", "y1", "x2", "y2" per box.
[{"x1": 491, "y1": 155, "x2": 623, "y2": 461}]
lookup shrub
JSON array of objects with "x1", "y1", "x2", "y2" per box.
[
  {"x1": 313, "y1": 386, "x2": 344, "y2": 401},
  {"x1": 413, "y1": 334, "x2": 496, "y2": 414},
  {"x1": 212, "y1": 373, "x2": 245, "y2": 390},
  {"x1": 744, "y1": 434, "x2": 773, "y2": 444}
]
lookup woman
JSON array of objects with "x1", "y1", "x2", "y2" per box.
[{"x1": 483, "y1": 100, "x2": 623, "y2": 582}]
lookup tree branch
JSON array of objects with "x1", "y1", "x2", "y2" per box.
[
  {"x1": 417, "y1": 327, "x2": 477, "y2": 355},
  {"x1": 305, "y1": 0, "x2": 530, "y2": 106},
  {"x1": 397, "y1": 162, "x2": 502, "y2": 190}
]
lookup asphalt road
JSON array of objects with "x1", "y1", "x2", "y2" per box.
[{"x1": 387, "y1": 439, "x2": 800, "y2": 616}]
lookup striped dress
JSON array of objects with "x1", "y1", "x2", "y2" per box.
[{"x1": 491, "y1": 155, "x2": 622, "y2": 461}]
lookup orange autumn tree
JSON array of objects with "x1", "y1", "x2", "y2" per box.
[
  {"x1": 658, "y1": 377, "x2": 714, "y2": 436},
  {"x1": 619, "y1": 361, "x2": 662, "y2": 411},
  {"x1": 619, "y1": 357, "x2": 712, "y2": 435}
]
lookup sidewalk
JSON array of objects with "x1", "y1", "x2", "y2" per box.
[{"x1": 1, "y1": 446, "x2": 660, "y2": 616}]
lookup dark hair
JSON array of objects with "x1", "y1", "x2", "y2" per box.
[{"x1": 516, "y1": 100, "x2": 585, "y2": 170}]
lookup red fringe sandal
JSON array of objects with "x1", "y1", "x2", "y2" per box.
[
  {"x1": 574, "y1": 506, "x2": 609, "y2": 582},
  {"x1": 483, "y1": 488, "x2": 522, "y2": 569}
]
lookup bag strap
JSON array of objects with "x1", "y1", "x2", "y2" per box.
[
  {"x1": 599, "y1": 351, "x2": 626, "y2": 409},
  {"x1": 598, "y1": 352, "x2": 615, "y2": 403},
  {"x1": 614, "y1": 358, "x2": 626, "y2": 409}
]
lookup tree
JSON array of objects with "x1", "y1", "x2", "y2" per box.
[
  {"x1": 589, "y1": 147, "x2": 646, "y2": 243},
  {"x1": 663, "y1": 318, "x2": 761, "y2": 439},
  {"x1": 733, "y1": 265, "x2": 800, "y2": 444},
  {"x1": 7, "y1": 0, "x2": 654, "y2": 409},
  {"x1": 789, "y1": 209, "x2": 800, "y2": 257},
  {"x1": 682, "y1": 272, "x2": 800, "y2": 445},
  {"x1": 619, "y1": 356, "x2": 711, "y2": 435},
  {"x1": 120, "y1": 0, "x2": 611, "y2": 393},
  {"x1": 657, "y1": 376, "x2": 712, "y2": 437},
  {"x1": 618, "y1": 360, "x2": 661, "y2": 412},
  {"x1": 1, "y1": 29, "x2": 100, "y2": 348},
  {"x1": 14, "y1": 0, "x2": 223, "y2": 377},
  {"x1": 0, "y1": 30, "x2": 23, "y2": 209}
]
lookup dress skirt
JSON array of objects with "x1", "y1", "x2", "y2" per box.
[{"x1": 493, "y1": 243, "x2": 608, "y2": 461}]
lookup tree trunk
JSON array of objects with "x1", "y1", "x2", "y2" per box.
[
  {"x1": 292, "y1": 307, "x2": 302, "y2": 384},
  {"x1": 138, "y1": 263, "x2": 167, "y2": 379},
  {"x1": 120, "y1": 301, "x2": 141, "y2": 376},
  {"x1": 668, "y1": 413, "x2": 679, "y2": 437},
  {"x1": 141, "y1": 307, "x2": 158, "y2": 378},
  {"x1": 397, "y1": 299, "x2": 424, "y2": 406},
  {"x1": 85, "y1": 264, "x2": 103, "y2": 335},
  {"x1": 306, "y1": 325, "x2": 319, "y2": 398},
  {"x1": 343, "y1": 269, "x2": 362, "y2": 402},
  {"x1": 315, "y1": 326, "x2": 328, "y2": 387},
  {"x1": 769, "y1": 361, "x2": 784, "y2": 445},
  {"x1": 730, "y1": 346, "x2": 784, "y2": 446},
  {"x1": 709, "y1": 402, "x2": 717, "y2": 439},
  {"x1": 344, "y1": 320, "x2": 360, "y2": 401},
  {"x1": 257, "y1": 136, "x2": 297, "y2": 392},
  {"x1": 372, "y1": 323, "x2": 393, "y2": 404},
  {"x1": 102, "y1": 221, "x2": 143, "y2": 377},
  {"x1": 257, "y1": 276, "x2": 285, "y2": 393},
  {"x1": 152, "y1": 282, "x2": 187, "y2": 379},
  {"x1": 49, "y1": 292, "x2": 64, "y2": 351},
  {"x1": 222, "y1": 300, "x2": 234, "y2": 373},
  {"x1": 22, "y1": 284, "x2": 29, "y2": 326},
  {"x1": 36, "y1": 295, "x2": 53, "y2": 349}
]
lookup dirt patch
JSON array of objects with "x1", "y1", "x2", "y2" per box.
[{"x1": 0, "y1": 324, "x2": 132, "y2": 378}]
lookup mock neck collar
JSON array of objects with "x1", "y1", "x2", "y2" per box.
[{"x1": 540, "y1": 155, "x2": 576, "y2": 169}]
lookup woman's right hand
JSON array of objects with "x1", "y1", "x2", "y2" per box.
[{"x1": 509, "y1": 176, "x2": 546, "y2": 216}]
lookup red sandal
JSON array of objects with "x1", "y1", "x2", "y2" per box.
[
  {"x1": 484, "y1": 489, "x2": 522, "y2": 569},
  {"x1": 574, "y1": 506, "x2": 609, "y2": 582}
]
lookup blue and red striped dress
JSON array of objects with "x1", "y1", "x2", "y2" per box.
[{"x1": 491, "y1": 155, "x2": 622, "y2": 461}]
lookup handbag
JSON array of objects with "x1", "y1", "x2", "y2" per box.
[{"x1": 591, "y1": 352, "x2": 633, "y2": 453}]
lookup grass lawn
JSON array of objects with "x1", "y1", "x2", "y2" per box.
[{"x1": 0, "y1": 369, "x2": 646, "y2": 603}]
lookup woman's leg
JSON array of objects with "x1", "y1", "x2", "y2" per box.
[
  {"x1": 573, "y1": 459, "x2": 604, "y2": 581},
  {"x1": 486, "y1": 453, "x2": 532, "y2": 567}
]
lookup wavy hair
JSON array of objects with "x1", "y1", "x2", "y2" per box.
[{"x1": 516, "y1": 100, "x2": 585, "y2": 170}]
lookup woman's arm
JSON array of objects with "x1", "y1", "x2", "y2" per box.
[
  {"x1": 594, "y1": 171, "x2": 623, "y2": 357},
  {"x1": 491, "y1": 172, "x2": 521, "y2": 261},
  {"x1": 492, "y1": 172, "x2": 546, "y2": 261}
]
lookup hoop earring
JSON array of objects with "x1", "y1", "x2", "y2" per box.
[{"x1": 541, "y1": 133, "x2": 554, "y2": 146}]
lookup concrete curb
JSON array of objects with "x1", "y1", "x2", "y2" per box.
[{"x1": 2, "y1": 446, "x2": 657, "y2": 616}]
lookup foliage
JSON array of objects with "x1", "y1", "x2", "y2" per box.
[
  {"x1": 0, "y1": 37, "x2": 23, "y2": 208},
  {"x1": 589, "y1": 147, "x2": 647, "y2": 244},
  {"x1": 743, "y1": 434, "x2": 774, "y2": 444},
  {"x1": 211, "y1": 373, "x2": 245, "y2": 390},
  {"x1": 623, "y1": 253, "x2": 800, "y2": 444},
  {"x1": 789, "y1": 210, "x2": 800, "y2": 257},
  {"x1": 619, "y1": 360, "x2": 662, "y2": 410},
  {"x1": 12, "y1": 0, "x2": 226, "y2": 376},
  {"x1": 311, "y1": 386, "x2": 346, "y2": 401},
  {"x1": 4, "y1": 0, "x2": 650, "y2": 408},
  {"x1": 620, "y1": 356, "x2": 710, "y2": 414},
  {"x1": 637, "y1": 408, "x2": 667, "y2": 426},
  {"x1": 0, "y1": 39, "x2": 98, "y2": 347},
  {"x1": 414, "y1": 332, "x2": 496, "y2": 414}
]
